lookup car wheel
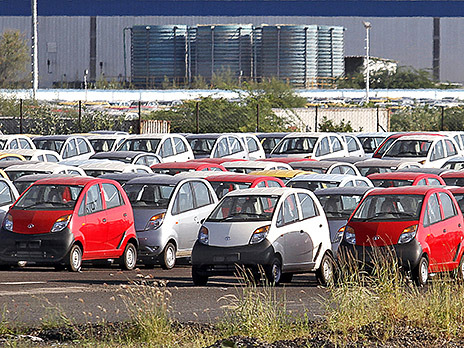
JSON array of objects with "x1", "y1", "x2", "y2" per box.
[
  {"x1": 316, "y1": 253, "x2": 335, "y2": 286},
  {"x1": 280, "y1": 273, "x2": 294, "y2": 283},
  {"x1": 67, "y1": 244, "x2": 82, "y2": 272},
  {"x1": 120, "y1": 243, "x2": 137, "y2": 270},
  {"x1": 192, "y1": 266, "x2": 208, "y2": 286},
  {"x1": 159, "y1": 242, "x2": 176, "y2": 270},
  {"x1": 265, "y1": 258, "x2": 282, "y2": 285},
  {"x1": 414, "y1": 256, "x2": 429, "y2": 286}
]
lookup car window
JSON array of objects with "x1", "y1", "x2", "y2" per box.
[
  {"x1": 247, "y1": 137, "x2": 259, "y2": 152},
  {"x1": 9, "y1": 139, "x2": 19, "y2": 149},
  {"x1": 344, "y1": 180, "x2": 354, "y2": 187},
  {"x1": 297, "y1": 192, "x2": 318, "y2": 219},
  {"x1": 355, "y1": 180, "x2": 369, "y2": 187},
  {"x1": 214, "y1": 138, "x2": 229, "y2": 157},
  {"x1": 19, "y1": 138, "x2": 31, "y2": 149},
  {"x1": 68, "y1": 169, "x2": 81, "y2": 175},
  {"x1": 37, "y1": 155, "x2": 44, "y2": 161},
  {"x1": 341, "y1": 166, "x2": 356, "y2": 175},
  {"x1": 0, "y1": 181, "x2": 14, "y2": 205},
  {"x1": 330, "y1": 136, "x2": 343, "y2": 152},
  {"x1": 173, "y1": 137, "x2": 187, "y2": 154},
  {"x1": 439, "y1": 192, "x2": 457, "y2": 220},
  {"x1": 430, "y1": 140, "x2": 445, "y2": 161},
  {"x1": 63, "y1": 139, "x2": 78, "y2": 158},
  {"x1": 318, "y1": 137, "x2": 331, "y2": 156},
  {"x1": 445, "y1": 139, "x2": 458, "y2": 156},
  {"x1": 77, "y1": 138, "x2": 90, "y2": 154},
  {"x1": 229, "y1": 137, "x2": 244, "y2": 155},
  {"x1": 424, "y1": 193, "x2": 442, "y2": 226},
  {"x1": 267, "y1": 180, "x2": 282, "y2": 188},
  {"x1": 276, "y1": 194, "x2": 299, "y2": 227},
  {"x1": 102, "y1": 183, "x2": 123, "y2": 209},
  {"x1": 160, "y1": 139, "x2": 174, "y2": 158},
  {"x1": 192, "y1": 181, "x2": 213, "y2": 208},
  {"x1": 416, "y1": 179, "x2": 427, "y2": 186},
  {"x1": 83, "y1": 184, "x2": 103, "y2": 215},
  {"x1": 46, "y1": 154, "x2": 59, "y2": 162},
  {"x1": 255, "y1": 181, "x2": 266, "y2": 188},
  {"x1": 428, "y1": 178, "x2": 442, "y2": 186},
  {"x1": 172, "y1": 182, "x2": 194, "y2": 215}
]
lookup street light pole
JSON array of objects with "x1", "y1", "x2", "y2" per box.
[
  {"x1": 363, "y1": 21, "x2": 371, "y2": 104},
  {"x1": 31, "y1": 0, "x2": 38, "y2": 99}
]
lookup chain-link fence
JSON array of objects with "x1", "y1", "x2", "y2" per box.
[{"x1": 2, "y1": 98, "x2": 464, "y2": 135}]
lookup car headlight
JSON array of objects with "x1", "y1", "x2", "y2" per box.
[
  {"x1": 249, "y1": 225, "x2": 270, "y2": 245},
  {"x1": 145, "y1": 213, "x2": 165, "y2": 230},
  {"x1": 333, "y1": 225, "x2": 345, "y2": 244},
  {"x1": 398, "y1": 224, "x2": 417, "y2": 244},
  {"x1": 3, "y1": 213, "x2": 12, "y2": 232},
  {"x1": 198, "y1": 226, "x2": 209, "y2": 245},
  {"x1": 51, "y1": 214, "x2": 72, "y2": 233},
  {"x1": 344, "y1": 225, "x2": 356, "y2": 245}
]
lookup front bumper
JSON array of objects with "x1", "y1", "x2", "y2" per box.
[
  {"x1": 0, "y1": 227, "x2": 74, "y2": 266},
  {"x1": 338, "y1": 239, "x2": 423, "y2": 272},
  {"x1": 191, "y1": 240, "x2": 274, "y2": 276}
]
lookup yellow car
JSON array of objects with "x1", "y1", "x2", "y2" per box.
[
  {"x1": 0, "y1": 153, "x2": 26, "y2": 162},
  {"x1": 248, "y1": 169, "x2": 314, "y2": 184}
]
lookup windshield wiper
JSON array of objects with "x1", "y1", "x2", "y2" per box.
[{"x1": 20, "y1": 201, "x2": 47, "y2": 209}]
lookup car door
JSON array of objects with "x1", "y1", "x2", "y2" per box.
[
  {"x1": 189, "y1": 181, "x2": 217, "y2": 248},
  {"x1": 314, "y1": 136, "x2": 331, "y2": 160},
  {"x1": 158, "y1": 138, "x2": 176, "y2": 162},
  {"x1": 62, "y1": 139, "x2": 78, "y2": 159},
  {"x1": 437, "y1": 191, "x2": 462, "y2": 268},
  {"x1": 101, "y1": 182, "x2": 130, "y2": 253},
  {"x1": 78, "y1": 183, "x2": 108, "y2": 258},
  {"x1": 423, "y1": 192, "x2": 448, "y2": 270},
  {"x1": 228, "y1": 136, "x2": 249, "y2": 159},
  {"x1": 172, "y1": 136, "x2": 193, "y2": 162},
  {"x1": 170, "y1": 182, "x2": 198, "y2": 255},
  {"x1": 429, "y1": 140, "x2": 446, "y2": 168}
]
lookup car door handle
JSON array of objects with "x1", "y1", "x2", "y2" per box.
[
  {"x1": 443, "y1": 229, "x2": 446, "y2": 233},
  {"x1": 319, "y1": 224, "x2": 323, "y2": 228},
  {"x1": 123, "y1": 213, "x2": 127, "y2": 217},
  {"x1": 102, "y1": 218, "x2": 107, "y2": 223},
  {"x1": 459, "y1": 223, "x2": 462, "y2": 228},
  {"x1": 300, "y1": 230, "x2": 305, "y2": 233}
]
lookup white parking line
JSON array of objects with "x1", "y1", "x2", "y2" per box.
[
  {"x1": 0, "y1": 281, "x2": 47, "y2": 285},
  {"x1": 0, "y1": 286, "x2": 90, "y2": 296}
]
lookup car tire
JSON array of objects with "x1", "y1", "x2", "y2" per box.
[
  {"x1": 192, "y1": 266, "x2": 208, "y2": 286},
  {"x1": 265, "y1": 258, "x2": 282, "y2": 286},
  {"x1": 67, "y1": 244, "x2": 82, "y2": 272},
  {"x1": 316, "y1": 253, "x2": 335, "y2": 286},
  {"x1": 159, "y1": 242, "x2": 176, "y2": 270},
  {"x1": 413, "y1": 256, "x2": 429, "y2": 286},
  {"x1": 120, "y1": 243, "x2": 137, "y2": 270},
  {"x1": 280, "y1": 273, "x2": 293, "y2": 283}
]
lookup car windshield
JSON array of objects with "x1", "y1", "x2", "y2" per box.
[
  {"x1": 318, "y1": 194, "x2": 363, "y2": 219},
  {"x1": 358, "y1": 136, "x2": 385, "y2": 153},
  {"x1": 84, "y1": 170, "x2": 119, "y2": 177},
  {"x1": 207, "y1": 195, "x2": 279, "y2": 222},
  {"x1": 359, "y1": 167, "x2": 393, "y2": 176},
  {"x1": 14, "y1": 184, "x2": 83, "y2": 210},
  {"x1": 384, "y1": 140, "x2": 432, "y2": 158},
  {"x1": 152, "y1": 168, "x2": 190, "y2": 175},
  {"x1": 375, "y1": 138, "x2": 396, "y2": 157},
  {"x1": 123, "y1": 183, "x2": 174, "y2": 209},
  {"x1": 352, "y1": 194, "x2": 424, "y2": 222},
  {"x1": 6, "y1": 170, "x2": 51, "y2": 182},
  {"x1": 14, "y1": 181, "x2": 33, "y2": 194},
  {"x1": 34, "y1": 139, "x2": 65, "y2": 153},
  {"x1": 444, "y1": 177, "x2": 464, "y2": 186},
  {"x1": 288, "y1": 180, "x2": 339, "y2": 191},
  {"x1": 443, "y1": 162, "x2": 464, "y2": 170},
  {"x1": 188, "y1": 138, "x2": 216, "y2": 155},
  {"x1": 209, "y1": 181, "x2": 252, "y2": 199},
  {"x1": 453, "y1": 193, "x2": 464, "y2": 214},
  {"x1": 371, "y1": 179, "x2": 414, "y2": 187},
  {"x1": 0, "y1": 140, "x2": 7, "y2": 150},
  {"x1": 272, "y1": 137, "x2": 318, "y2": 154},
  {"x1": 117, "y1": 139, "x2": 161, "y2": 153},
  {"x1": 89, "y1": 139, "x2": 115, "y2": 152}
]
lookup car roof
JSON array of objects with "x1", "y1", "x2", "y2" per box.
[
  {"x1": 441, "y1": 171, "x2": 464, "y2": 178},
  {"x1": 33, "y1": 135, "x2": 84, "y2": 141},
  {"x1": 355, "y1": 159, "x2": 418, "y2": 167},
  {"x1": 448, "y1": 187, "x2": 464, "y2": 194},
  {"x1": 390, "y1": 134, "x2": 444, "y2": 141},
  {"x1": 34, "y1": 176, "x2": 99, "y2": 185},
  {"x1": 91, "y1": 151, "x2": 151, "y2": 160},
  {"x1": 396, "y1": 167, "x2": 452, "y2": 175},
  {"x1": 205, "y1": 173, "x2": 274, "y2": 183},
  {"x1": 98, "y1": 172, "x2": 152, "y2": 181},
  {"x1": 151, "y1": 162, "x2": 218, "y2": 169},
  {"x1": 290, "y1": 173, "x2": 357, "y2": 182},
  {"x1": 282, "y1": 132, "x2": 339, "y2": 138},
  {"x1": 367, "y1": 172, "x2": 439, "y2": 180},
  {"x1": 366, "y1": 186, "x2": 446, "y2": 196},
  {"x1": 221, "y1": 160, "x2": 278, "y2": 168},
  {"x1": 248, "y1": 169, "x2": 310, "y2": 177},
  {"x1": 79, "y1": 161, "x2": 142, "y2": 171},
  {"x1": 5, "y1": 162, "x2": 73, "y2": 171},
  {"x1": 186, "y1": 133, "x2": 222, "y2": 140},
  {"x1": 444, "y1": 156, "x2": 464, "y2": 163},
  {"x1": 125, "y1": 174, "x2": 188, "y2": 185},
  {"x1": 223, "y1": 187, "x2": 291, "y2": 196},
  {"x1": 314, "y1": 186, "x2": 372, "y2": 196},
  {"x1": 13, "y1": 173, "x2": 78, "y2": 183},
  {"x1": 289, "y1": 161, "x2": 337, "y2": 170}
]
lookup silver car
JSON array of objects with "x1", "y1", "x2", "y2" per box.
[
  {"x1": 123, "y1": 175, "x2": 218, "y2": 269},
  {"x1": 191, "y1": 187, "x2": 333, "y2": 286}
]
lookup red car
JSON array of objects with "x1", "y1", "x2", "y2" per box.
[
  {"x1": 257, "y1": 157, "x2": 316, "y2": 164},
  {"x1": 0, "y1": 177, "x2": 138, "y2": 271},
  {"x1": 188, "y1": 158, "x2": 246, "y2": 165},
  {"x1": 338, "y1": 186, "x2": 464, "y2": 285},
  {"x1": 367, "y1": 172, "x2": 445, "y2": 187},
  {"x1": 204, "y1": 174, "x2": 285, "y2": 198},
  {"x1": 441, "y1": 171, "x2": 464, "y2": 187},
  {"x1": 151, "y1": 161, "x2": 226, "y2": 175},
  {"x1": 372, "y1": 132, "x2": 443, "y2": 159}
]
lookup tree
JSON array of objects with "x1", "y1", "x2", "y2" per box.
[{"x1": 0, "y1": 30, "x2": 29, "y2": 88}]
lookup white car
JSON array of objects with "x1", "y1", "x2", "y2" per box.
[
  {"x1": 340, "y1": 134, "x2": 365, "y2": 158},
  {"x1": 286, "y1": 174, "x2": 373, "y2": 191},
  {"x1": 0, "y1": 178, "x2": 19, "y2": 222},
  {"x1": 270, "y1": 132, "x2": 349, "y2": 160},
  {"x1": 79, "y1": 160, "x2": 153, "y2": 177},
  {"x1": 382, "y1": 134, "x2": 460, "y2": 168},
  {"x1": 3, "y1": 162, "x2": 86, "y2": 181},
  {"x1": 87, "y1": 134, "x2": 129, "y2": 152},
  {"x1": 235, "y1": 134, "x2": 266, "y2": 159},
  {"x1": 221, "y1": 160, "x2": 292, "y2": 174},
  {"x1": 0, "y1": 149, "x2": 62, "y2": 162},
  {"x1": 117, "y1": 134, "x2": 194, "y2": 163},
  {"x1": 186, "y1": 133, "x2": 249, "y2": 160},
  {"x1": 191, "y1": 187, "x2": 334, "y2": 285},
  {"x1": 289, "y1": 160, "x2": 361, "y2": 176},
  {"x1": 33, "y1": 135, "x2": 95, "y2": 161},
  {"x1": 0, "y1": 135, "x2": 35, "y2": 150}
]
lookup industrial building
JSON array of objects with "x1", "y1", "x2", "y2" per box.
[{"x1": 0, "y1": 1, "x2": 463, "y2": 88}]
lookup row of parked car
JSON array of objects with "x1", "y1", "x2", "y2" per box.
[{"x1": 1, "y1": 130, "x2": 464, "y2": 287}]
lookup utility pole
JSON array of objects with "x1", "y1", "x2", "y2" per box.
[
  {"x1": 31, "y1": 0, "x2": 39, "y2": 99},
  {"x1": 363, "y1": 21, "x2": 371, "y2": 104}
]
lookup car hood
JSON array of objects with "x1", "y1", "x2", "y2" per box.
[
  {"x1": 204, "y1": 220, "x2": 270, "y2": 247},
  {"x1": 9, "y1": 209, "x2": 73, "y2": 234},
  {"x1": 348, "y1": 220, "x2": 419, "y2": 247},
  {"x1": 133, "y1": 208, "x2": 167, "y2": 232}
]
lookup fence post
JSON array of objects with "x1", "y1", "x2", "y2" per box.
[
  {"x1": 256, "y1": 103, "x2": 260, "y2": 132},
  {"x1": 315, "y1": 105, "x2": 318, "y2": 132},
  {"x1": 138, "y1": 101, "x2": 142, "y2": 134},
  {"x1": 441, "y1": 106, "x2": 445, "y2": 131},
  {"x1": 19, "y1": 99, "x2": 23, "y2": 134},
  {"x1": 78, "y1": 100, "x2": 82, "y2": 132},
  {"x1": 195, "y1": 101, "x2": 199, "y2": 133},
  {"x1": 376, "y1": 106, "x2": 379, "y2": 132}
]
